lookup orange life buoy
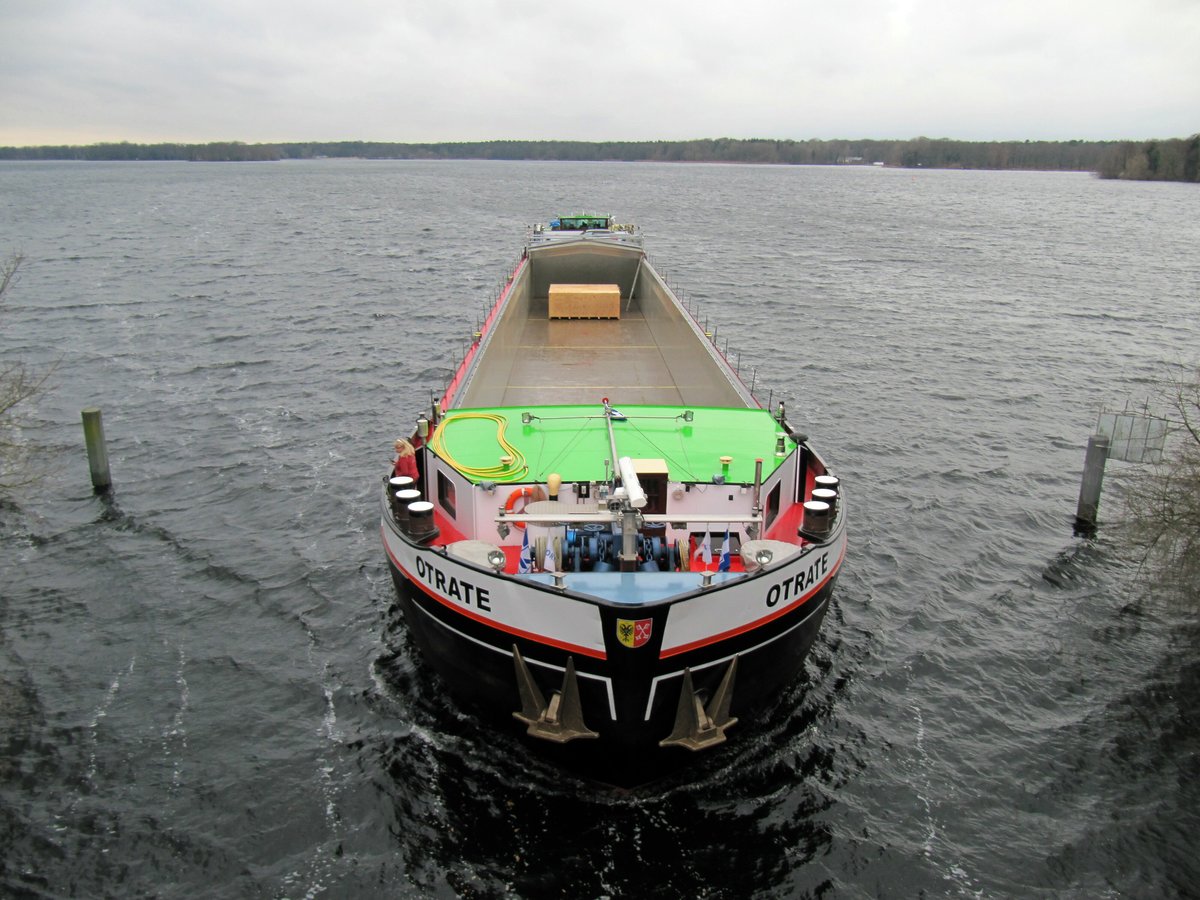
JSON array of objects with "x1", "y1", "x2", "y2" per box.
[{"x1": 504, "y1": 485, "x2": 546, "y2": 529}]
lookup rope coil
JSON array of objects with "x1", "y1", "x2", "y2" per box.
[{"x1": 430, "y1": 413, "x2": 530, "y2": 482}]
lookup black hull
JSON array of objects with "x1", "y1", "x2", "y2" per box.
[{"x1": 386, "y1": 561, "x2": 835, "y2": 787}]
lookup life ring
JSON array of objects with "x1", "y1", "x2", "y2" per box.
[{"x1": 504, "y1": 485, "x2": 546, "y2": 529}]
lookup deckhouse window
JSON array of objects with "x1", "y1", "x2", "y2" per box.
[
  {"x1": 764, "y1": 482, "x2": 781, "y2": 530},
  {"x1": 437, "y1": 471, "x2": 457, "y2": 519}
]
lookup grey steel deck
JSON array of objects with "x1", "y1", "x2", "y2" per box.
[
  {"x1": 500, "y1": 299, "x2": 684, "y2": 406},
  {"x1": 453, "y1": 242, "x2": 753, "y2": 411}
]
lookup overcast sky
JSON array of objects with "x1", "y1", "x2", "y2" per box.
[{"x1": 2, "y1": 0, "x2": 1197, "y2": 146}]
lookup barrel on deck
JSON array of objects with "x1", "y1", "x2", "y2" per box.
[
  {"x1": 393, "y1": 488, "x2": 421, "y2": 525},
  {"x1": 389, "y1": 477, "x2": 415, "y2": 519},
  {"x1": 814, "y1": 474, "x2": 840, "y2": 495},
  {"x1": 406, "y1": 500, "x2": 438, "y2": 542},
  {"x1": 799, "y1": 500, "x2": 832, "y2": 541},
  {"x1": 811, "y1": 487, "x2": 838, "y2": 518}
]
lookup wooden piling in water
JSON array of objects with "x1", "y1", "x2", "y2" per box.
[
  {"x1": 81, "y1": 408, "x2": 112, "y2": 493},
  {"x1": 1074, "y1": 434, "x2": 1110, "y2": 532}
]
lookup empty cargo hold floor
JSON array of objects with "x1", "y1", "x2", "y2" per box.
[{"x1": 500, "y1": 307, "x2": 684, "y2": 407}]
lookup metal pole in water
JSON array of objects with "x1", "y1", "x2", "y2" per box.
[
  {"x1": 1074, "y1": 434, "x2": 1110, "y2": 532},
  {"x1": 81, "y1": 407, "x2": 112, "y2": 493}
]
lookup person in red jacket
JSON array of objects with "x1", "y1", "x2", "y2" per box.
[{"x1": 392, "y1": 438, "x2": 419, "y2": 481}]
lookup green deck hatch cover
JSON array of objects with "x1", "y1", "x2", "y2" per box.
[{"x1": 432, "y1": 404, "x2": 789, "y2": 485}]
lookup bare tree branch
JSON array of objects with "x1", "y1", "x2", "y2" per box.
[
  {"x1": 0, "y1": 252, "x2": 22, "y2": 296},
  {"x1": 1120, "y1": 366, "x2": 1200, "y2": 587},
  {"x1": 1, "y1": 252, "x2": 56, "y2": 491}
]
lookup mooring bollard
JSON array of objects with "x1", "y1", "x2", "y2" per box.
[
  {"x1": 1074, "y1": 434, "x2": 1110, "y2": 532},
  {"x1": 81, "y1": 407, "x2": 112, "y2": 493}
]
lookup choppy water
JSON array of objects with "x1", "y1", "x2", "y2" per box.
[{"x1": 1, "y1": 159, "x2": 1198, "y2": 898}]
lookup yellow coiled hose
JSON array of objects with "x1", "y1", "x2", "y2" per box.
[{"x1": 430, "y1": 413, "x2": 529, "y2": 481}]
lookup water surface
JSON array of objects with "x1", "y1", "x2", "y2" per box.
[{"x1": 1, "y1": 160, "x2": 1198, "y2": 897}]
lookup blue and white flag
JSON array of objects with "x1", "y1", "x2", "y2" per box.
[
  {"x1": 544, "y1": 538, "x2": 556, "y2": 573},
  {"x1": 695, "y1": 529, "x2": 712, "y2": 568},
  {"x1": 718, "y1": 528, "x2": 731, "y2": 572},
  {"x1": 518, "y1": 529, "x2": 532, "y2": 574}
]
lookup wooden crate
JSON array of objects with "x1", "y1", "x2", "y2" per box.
[{"x1": 548, "y1": 283, "x2": 621, "y2": 319}]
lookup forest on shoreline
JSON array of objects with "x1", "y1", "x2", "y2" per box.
[{"x1": 1, "y1": 135, "x2": 1196, "y2": 181}]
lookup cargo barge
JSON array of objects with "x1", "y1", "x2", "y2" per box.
[{"x1": 380, "y1": 215, "x2": 846, "y2": 785}]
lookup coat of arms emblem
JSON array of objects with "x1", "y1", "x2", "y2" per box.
[{"x1": 616, "y1": 617, "x2": 652, "y2": 649}]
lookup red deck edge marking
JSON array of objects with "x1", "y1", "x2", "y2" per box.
[
  {"x1": 764, "y1": 498, "x2": 806, "y2": 542},
  {"x1": 382, "y1": 526, "x2": 606, "y2": 660},
  {"x1": 658, "y1": 539, "x2": 847, "y2": 659},
  {"x1": 430, "y1": 508, "x2": 467, "y2": 544},
  {"x1": 443, "y1": 257, "x2": 527, "y2": 410}
]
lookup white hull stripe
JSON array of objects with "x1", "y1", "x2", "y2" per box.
[
  {"x1": 383, "y1": 525, "x2": 606, "y2": 660},
  {"x1": 643, "y1": 593, "x2": 832, "y2": 721},
  {"x1": 660, "y1": 538, "x2": 846, "y2": 658},
  {"x1": 401, "y1": 572, "x2": 619, "y2": 721}
]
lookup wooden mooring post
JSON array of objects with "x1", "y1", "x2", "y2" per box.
[
  {"x1": 81, "y1": 407, "x2": 112, "y2": 493},
  {"x1": 1074, "y1": 434, "x2": 1110, "y2": 533}
]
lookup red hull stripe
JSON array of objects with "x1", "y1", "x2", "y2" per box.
[
  {"x1": 659, "y1": 539, "x2": 847, "y2": 659},
  {"x1": 383, "y1": 528, "x2": 606, "y2": 660}
]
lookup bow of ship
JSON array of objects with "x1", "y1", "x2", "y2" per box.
[{"x1": 380, "y1": 215, "x2": 846, "y2": 785}]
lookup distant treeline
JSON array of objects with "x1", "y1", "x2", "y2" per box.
[
  {"x1": 271, "y1": 137, "x2": 1119, "y2": 170},
  {"x1": 1094, "y1": 135, "x2": 1200, "y2": 182},
  {"x1": 0, "y1": 141, "x2": 280, "y2": 162},
  {"x1": 1, "y1": 136, "x2": 1197, "y2": 180}
]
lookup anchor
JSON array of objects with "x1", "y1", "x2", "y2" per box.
[
  {"x1": 512, "y1": 645, "x2": 598, "y2": 743},
  {"x1": 659, "y1": 656, "x2": 739, "y2": 751}
]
